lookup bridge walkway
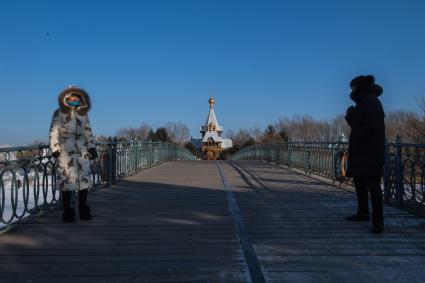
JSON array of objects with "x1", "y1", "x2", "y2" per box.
[{"x1": 0, "y1": 160, "x2": 424, "y2": 282}]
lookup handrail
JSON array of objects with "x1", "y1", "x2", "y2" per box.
[
  {"x1": 0, "y1": 139, "x2": 195, "y2": 231},
  {"x1": 231, "y1": 140, "x2": 425, "y2": 209}
]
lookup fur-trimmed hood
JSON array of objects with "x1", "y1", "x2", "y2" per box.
[{"x1": 58, "y1": 86, "x2": 91, "y2": 116}]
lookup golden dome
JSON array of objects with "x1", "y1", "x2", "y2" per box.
[{"x1": 209, "y1": 97, "x2": 215, "y2": 108}]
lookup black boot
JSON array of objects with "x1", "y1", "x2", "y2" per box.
[
  {"x1": 371, "y1": 223, "x2": 384, "y2": 234},
  {"x1": 345, "y1": 213, "x2": 370, "y2": 221},
  {"x1": 347, "y1": 177, "x2": 370, "y2": 222},
  {"x1": 62, "y1": 191, "x2": 76, "y2": 223},
  {"x1": 368, "y1": 177, "x2": 384, "y2": 233},
  {"x1": 78, "y1": 189, "x2": 92, "y2": 220}
]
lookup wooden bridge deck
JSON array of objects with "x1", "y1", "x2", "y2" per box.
[{"x1": 1, "y1": 161, "x2": 425, "y2": 283}]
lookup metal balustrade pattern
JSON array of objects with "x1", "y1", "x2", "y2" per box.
[
  {"x1": 231, "y1": 140, "x2": 425, "y2": 208},
  {"x1": 0, "y1": 139, "x2": 194, "y2": 230}
]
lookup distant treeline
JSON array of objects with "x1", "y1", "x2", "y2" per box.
[
  {"x1": 113, "y1": 122, "x2": 203, "y2": 158},
  {"x1": 106, "y1": 96, "x2": 425, "y2": 158},
  {"x1": 113, "y1": 121, "x2": 190, "y2": 145},
  {"x1": 221, "y1": 97, "x2": 425, "y2": 157}
]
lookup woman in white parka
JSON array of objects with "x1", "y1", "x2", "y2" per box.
[{"x1": 49, "y1": 86, "x2": 97, "y2": 222}]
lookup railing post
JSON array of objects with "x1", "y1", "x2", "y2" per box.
[
  {"x1": 303, "y1": 141, "x2": 306, "y2": 172},
  {"x1": 383, "y1": 138, "x2": 390, "y2": 202},
  {"x1": 166, "y1": 143, "x2": 169, "y2": 162},
  {"x1": 133, "y1": 139, "x2": 138, "y2": 173},
  {"x1": 308, "y1": 140, "x2": 311, "y2": 174},
  {"x1": 168, "y1": 143, "x2": 171, "y2": 161},
  {"x1": 171, "y1": 143, "x2": 174, "y2": 161},
  {"x1": 275, "y1": 143, "x2": 278, "y2": 163},
  {"x1": 267, "y1": 144, "x2": 271, "y2": 162},
  {"x1": 148, "y1": 141, "x2": 153, "y2": 168},
  {"x1": 112, "y1": 137, "x2": 118, "y2": 184},
  {"x1": 288, "y1": 141, "x2": 292, "y2": 167},
  {"x1": 261, "y1": 145, "x2": 263, "y2": 161},
  {"x1": 277, "y1": 143, "x2": 280, "y2": 163},
  {"x1": 106, "y1": 136, "x2": 113, "y2": 187},
  {"x1": 396, "y1": 136, "x2": 404, "y2": 206},
  {"x1": 331, "y1": 137, "x2": 337, "y2": 181},
  {"x1": 304, "y1": 139, "x2": 311, "y2": 174},
  {"x1": 331, "y1": 137, "x2": 335, "y2": 181}
]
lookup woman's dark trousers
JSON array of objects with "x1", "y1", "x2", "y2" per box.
[{"x1": 353, "y1": 176, "x2": 384, "y2": 225}]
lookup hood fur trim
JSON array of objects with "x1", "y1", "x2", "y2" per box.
[{"x1": 58, "y1": 86, "x2": 91, "y2": 116}]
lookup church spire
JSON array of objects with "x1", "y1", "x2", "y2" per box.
[{"x1": 204, "y1": 97, "x2": 221, "y2": 133}]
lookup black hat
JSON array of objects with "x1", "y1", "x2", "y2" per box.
[{"x1": 350, "y1": 75, "x2": 375, "y2": 90}]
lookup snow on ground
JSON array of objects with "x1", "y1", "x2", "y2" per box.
[
  {"x1": 0, "y1": 145, "x2": 16, "y2": 161},
  {"x1": 0, "y1": 144, "x2": 12, "y2": 148},
  {"x1": 0, "y1": 171, "x2": 59, "y2": 229},
  {"x1": 1, "y1": 167, "x2": 103, "y2": 230}
]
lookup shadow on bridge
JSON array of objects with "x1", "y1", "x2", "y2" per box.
[
  {"x1": 0, "y1": 160, "x2": 425, "y2": 283},
  {"x1": 0, "y1": 162, "x2": 249, "y2": 282}
]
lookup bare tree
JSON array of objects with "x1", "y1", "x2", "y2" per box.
[
  {"x1": 330, "y1": 114, "x2": 350, "y2": 140},
  {"x1": 251, "y1": 127, "x2": 264, "y2": 142},
  {"x1": 274, "y1": 115, "x2": 347, "y2": 141},
  {"x1": 166, "y1": 121, "x2": 190, "y2": 145},
  {"x1": 136, "y1": 123, "x2": 152, "y2": 140},
  {"x1": 410, "y1": 96, "x2": 425, "y2": 142},
  {"x1": 385, "y1": 110, "x2": 413, "y2": 142},
  {"x1": 116, "y1": 123, "x2": 153, "y2": 140},
  {"x1": 116, "y1": 127, "x2": 137, "y2": 139},
  {"x1": 228, "y1": 129, "x2": 254, "y2": 147},
  {"x1": 262, "y1": 125, "x2": 283, "y2": 143}
]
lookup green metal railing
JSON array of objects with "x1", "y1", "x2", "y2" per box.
[
  {"x1": 0, "y1": 139, "x2": 194, "y2": 231},
  {"x1": 231, "y1": 139, "x2": 425, "y2": 209}
]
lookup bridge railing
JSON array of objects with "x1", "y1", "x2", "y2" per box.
[
  {"x1": 0, "y1": 140, "x2": 194, "y2": 231},
  {"x1": 231, "y1": 140, "x2": 425, "y2": 209}
]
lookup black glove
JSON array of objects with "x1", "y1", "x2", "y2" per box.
[
  {"x1": 345, "y1": 106, "x2": 356, "y2": 126},
  {"x1": 346, "y1": 106, "x2": 355, "y2": 117},
  {"x1": 52, "y1": 151, "x2": 60, "y2": 159},
  {"x1": 88, "y1": 148, "x2": 98, "y2": 159}
]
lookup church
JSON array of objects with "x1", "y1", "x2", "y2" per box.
[{"x1": 191, "y1": 97, "x2": 233, "y2": 160}]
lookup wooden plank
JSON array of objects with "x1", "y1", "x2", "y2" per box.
[
  {"x1": 223, "y1": 161, "x2": 425, "y2": 283},
  {"x1": 0, "y1": 161, "x2": 250, "y2": 283},
  {"x1": 1, "y1": 160, "x2": 425, "y2": 282}
]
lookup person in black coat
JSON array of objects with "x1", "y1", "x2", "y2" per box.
[{"x1": 345, "y1": 74, "x2": 385, "y2": 234}]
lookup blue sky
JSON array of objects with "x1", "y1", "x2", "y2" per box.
[{"x1": 1, "y1": 0, "x2": 425, "y2": 145}]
